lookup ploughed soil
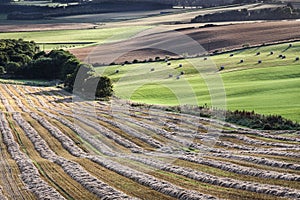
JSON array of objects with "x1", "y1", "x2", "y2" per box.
[{"x1": 69, "y1": 21, "x2": 300, "y2": 64}]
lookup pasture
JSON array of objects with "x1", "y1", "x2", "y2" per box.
[
  {"x1": 96, "y1": 42, "x2": 300, "y2": 122},
  {"x1": 0, "y1": 26, "x2": 151, "y2": 50}
]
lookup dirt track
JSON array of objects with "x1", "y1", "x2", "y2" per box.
[{"x1": 70, "y1": 20, "x2": 300, "y2": 64}]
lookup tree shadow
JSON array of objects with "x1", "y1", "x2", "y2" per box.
[{"x1": 282, "y1": 46, "x2": 291, "y2": 52}]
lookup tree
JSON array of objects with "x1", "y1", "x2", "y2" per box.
[
  {"x1": 6, "y1": 62, "x2": 20, "y2": 74},
  {"x1": 64, "y1": 63, "x2": 95, "y2": 91},
  {"x1": 287, "y1": 2, "x2": 294, "y2": 10},
  {"x1": 60, "y1": 57, "x2": 81, "y2": 80},
  {"x1": 0, "y1": 52, "x2": 9, "y2": 66},
  {"x1": 84, "y1": 75, "x2": 113, "y2": 98}
]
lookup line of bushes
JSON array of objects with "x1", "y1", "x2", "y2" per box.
[
  {"x1": 130, "y1": 103, "x2": 300, "y2": 130},
  {"x1": 191, "y1": 5, "x2": 300, "y2": 23}
]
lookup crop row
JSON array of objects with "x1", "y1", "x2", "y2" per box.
[
  {"x1": 0, "y1": 112, "x2": 66, "y2": 200},
  {"x1": 2, "y1": 86, "x2": 133, "y2": 200},
  {"x1": 5, "y1": 84, "x2": 300, "y2": 200},
  {"x1": 125, "y1": 155, "x2": 300, "y2": 199},
  {"x1": 8, "y1": 84, "x2": 220, "y2": 200}
]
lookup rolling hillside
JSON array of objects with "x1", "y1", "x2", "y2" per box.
[
  {"x1": 0, "y1": 83, "x2": 299, "y2": 199},
  {"x1": 95, "y1": 41, "x2": 300, "y2": 122}
]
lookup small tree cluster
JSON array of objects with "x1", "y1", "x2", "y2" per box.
[
  {"x1": 0, "y1": 39, "x2": 38, "y2": 75},
  {"x1": 0, "y1": 39, "x2": 113, "y2": 98}
]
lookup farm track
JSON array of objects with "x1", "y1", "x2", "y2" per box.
[{"x1": 0, "y1": 84, "x2": 299, "y2": 199}]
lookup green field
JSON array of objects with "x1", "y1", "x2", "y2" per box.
[
  {"x1": 96, "y1": 42, "x2": 300, "y2": 122},
  {"x1": 0, "y1": 26, "x2": 151, "y2": 50}
]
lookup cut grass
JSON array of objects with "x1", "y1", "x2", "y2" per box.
[
  {"x1": 96, "y1": 41, "x2": 300, "y2": 122},
  {"x1": 5, "y1": 113, "x2": 96, "y2": 200},
  {"x1": 115, "y1": 157, "x2": 289, "y2": 200}
]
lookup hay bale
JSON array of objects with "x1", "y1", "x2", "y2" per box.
[
  {"x1": 258, "y1": 60, "x2": 262, "y2": 64},
  {"x1": 240, "y1": 59, "x2": 244, "y2": 63},
  {"x1": 151, "y1": 68, "x2": 155, "y2": 71},
  {"x1": 256, "y1": 52, "x2": 260, "y2": 56},
  {"x1": 179, "y1": 64, "x2": 182, "y2": 68},
  {"x1": 296, "y1": 57, "x2": 299, "y2": 61}
]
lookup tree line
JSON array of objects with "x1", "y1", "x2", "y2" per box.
[
  {"x1": 192, "y1": 5, "x2": 299, "y2": 23},
  {"x1": 0, "y1": 39, "x2": 112, "y2": 98}
]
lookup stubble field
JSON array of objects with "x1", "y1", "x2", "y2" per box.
[{"x1": 0, "y1": 83, "x2": 299, "y2": 199}]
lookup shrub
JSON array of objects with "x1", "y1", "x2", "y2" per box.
[{"x1": 124, "y1": 61, "x2": 130, "y2": 64}]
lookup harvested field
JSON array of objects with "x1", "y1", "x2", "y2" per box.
[{"x1": 0, "y1": 83, "x2": 299, "y2": 199}]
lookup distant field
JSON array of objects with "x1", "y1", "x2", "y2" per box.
[
  {"x1": 0, "y1": 26, "x2": 151, "y2": 50},
  {"x1": 72, "y1": 20, "x2": 300, "y2": 63},
  {"x1": 96, "y1": 42, "x2": 300, "y2": 122}
]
